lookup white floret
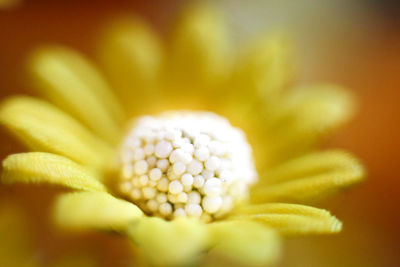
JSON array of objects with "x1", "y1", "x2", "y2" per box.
[
  {"x1": 187, "y1": 160, "x2": 203, "y2": 175},
  {"x1": 159, "y1": 203, "x2": 172, "y2": 216},
  {"x1": 181, "y1": 173, "x2": 194, "y2": 187},
  {"x1": 174, "y1": 208, "x2": 186, "y2": 217},
  {"x1": 149, "y1": 168, "x2": 162, "y2": 181},
  {"x1": 147, "y1": 199, "x2": 159, "y2": 212},
  {"x1": 139, "y1": 175, "x2": 148, "y2": 186},
  {"x1": 144, "y1": 144, "x2": 154, "y2": 155},
  {"x1": 202, "y1": 196, "x2": 223, "y2": 213},
  {"x1": 187, "y1": 191, "x2": 201, "y2": 204},
  {"x1": 134, "y1": 160, "x2": 148, "y2": 175},
  {"x1": 185, "y1": 203, "x2": 202, "y2": 217},
  {"x1": 157, "y1": 178, "x2": 169, "y2": 192},
  {"x1": 177, "y1": 192, "x2": 188, "y2": 203},
  {"x1": 194, "y1": 146, "x2": 210, "y2": 161},
  {"x1": 155, "y1": 141, "x2": 172, "y2": 158},
  {"x1": 156, "y1": 193, "x2": 167, "y2": 203},
  {"x1": 169, "y1": 180, "x2": 183, "y2": 194},
  {"x1": 203, "y1": 178, "x2": 222, "y2": 196},
  {"x1": 172, "y1": 162, "x2": 186, "y2": 176},
  {"x1": 156, "y1": 159, "x2": 169, "y2": 171},
  {"x1": 193, "y1": 175, "x2": 205, "y2": 188},
  {"x1": 133, "y1": 148, "x2": 145, "y2": 161},
  {"x1": 205, "y1": 156, "x2": 221, "y2": 171}
]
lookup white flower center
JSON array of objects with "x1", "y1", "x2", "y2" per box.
[{"x1": 118, "y1": 111, "x2": 257, "y2": 222}]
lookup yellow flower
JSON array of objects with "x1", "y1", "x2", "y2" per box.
[{"x1": 0, "y1": 4, "x2": 365, "y2": 267}]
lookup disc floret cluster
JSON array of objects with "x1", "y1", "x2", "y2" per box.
[{"x1": 118, "y1": 111, "x2": 257, "y2": 222}]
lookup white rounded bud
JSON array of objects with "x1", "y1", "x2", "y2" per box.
[
  {"x1": 185, "y1": 204, "x2": 202, "y2": 217},
  {"x1": 181, "y1": 153, "x2": 193, "y2": 164},
  {"x1": 208, "y1": 140, "x2": 225, "y2": 156},
  {"x1": 172, "y1": 138, "x2": 184, "y2": 148},
  {"x1": 202, "y1": 196, "x2": 223, "y2": 213},
  {"x1": 132, "y1": 178, "x2": 141, "y2": 187},
  {"x1": 156, "y1": 159, "x2": 169, "y2": 171},
  {"x1": 146, "y1": 156, "x2": 157, "y2": 167},
  {"x1": 177, "y1": 192, "x2": 188, "y2": 203},
  {"x1": 149, "y1": 168, "x2": 162, "y2": 181},
  {"x1": 182, "y1": 143, "x2": 194, "y2": 154},
  {"x1": 122, "y1": 165, "x2": 134, "y2": 179},
  {"x1": 144, "y1": 144, "x2": 154, "y2": 155},
  {"x1": 168, "y1": 193, "x2": 178, "y2": 203},
  {"x1": 174, "y1": 208, "x2": 186, "y2": 217},
  {"x1": 157, "y1": 178, "x2": 169, "y2": 192},
  {"x1": 155, "y1": 141, "x2": 172, "y2": 158},
  {"x1": 139, "y1": 175, "x2": 148, "y2": 186},
  {"x1": 119, "y1": 181, "x2": 132, "y2": 193},
  {"x1": 148, "y1": 180, "x2": 157, "y2": 187},
  {"x1": 156, "y1": 193, "x2": 167, "y2": 203},
  {"x1": 194, "y1": 134, "x2": 210, "y2": 147},
  {"x1": 195, "y1": 146, "x2": 210, "y2": 161},
  {"x1": 181, "y1": 173, "x2": 194, "y2": 187},
  {"x1": 203, "y1": 178, "x2": 222, "y2": 196},
  {"x1": 142, "y1": 187, "x2": 156, "y2": 199},
  {"x1": 205, "y1": 156, "x2": 221, "y2": 171},
  {"x1": 130, "y1": 189, "x2": 141, "y2": 200},
  {"x1": 159, "y1": 203, "x2": 172, "y2": 216},
  {"x1": 147, "y1": 199, "x2": 159, "y2": 212},
  {"x1": 193, "y1": 175, "x2": 205, "y2": 188},
  {"x1": 169, "y1": 149, "x2": 184, "y2": 163},
  {"x1": 188, "y1": 160, "x2": 203, "y2": 175},
  {"x1": 201, "y1": 170, "x2": 214, "y2": 180},
  {"x1": 172, "y1": 162, "x2": 186, "y2": 176},
  {"x1": 134, "y1": 160, "x2": 148, "y2": 175},
  {"x1": 169, "y1": 180, "x2": 183, "y2": 194},
  {"x1": 133, "y1": 148, "x2": 145, "y2": 160},
  {"x1": 188, "y1": 191, "x2": 201, "y2": 204}
]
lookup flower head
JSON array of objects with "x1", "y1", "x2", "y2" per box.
[
  {"x1": 0, "y1": 3, "x2": 365, "y2": 266},
  {"x1": 118, "y1": 112, "x2": 257, "y2": 221}
]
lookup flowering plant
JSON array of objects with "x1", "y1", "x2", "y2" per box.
[{"x1": 0, "y1": 4, "x2": 364, "y2": 266}]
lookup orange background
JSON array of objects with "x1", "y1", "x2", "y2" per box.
[{"x1": 0, "y1": 1, "x2": 399, "y2": 266}]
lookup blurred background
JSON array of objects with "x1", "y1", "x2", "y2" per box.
[{"x1": 0, "y1": 0, "x2": 399, "y2": 266}]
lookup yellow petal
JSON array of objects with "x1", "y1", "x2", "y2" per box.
[
  {"x1": 234, "y1": 33, "x2": 293, "y2": 99},
  {"x1": 231, "y1": 203, "x2": 342, "y2": 235},
  {"x1": 28, "y1": 46, "x2": 124, "y2": 143},
  {"x1": 128, "y1": 217, "x2": 208, "y2": 266},
  {"x1": 169, "y1": 4, "x2": 232, "y2": 87},
  {"x1": 0, "y1": 97, "x2": 112, "y2": 168},
  {"x1": 2, "y1": 152, "x2": 106, "y2": 192},
  {"x1": 282, "y1": 84, "x2": 355, "y2": 131},
  {"x1": 53, "y1": 192, "x2": 142, "y2": 232},
  {"x1": 55, "y1": 46, "x2": 125, "y2": 125},
  {"x1": 259, "y1": 150, "x2": 363, "y2": 185},
  {"x1": 208, "y1": 220, "x2": 281, "y2": 266},
  {"x1": 220, "y1": 34, "x2": 293, "y2": 135},
  {"x1": 98, "y1": 17, "x2": 162, "y2": 115},
  {"x1": 251, "y1": 150, "x2": 365, "y2": 203},
  {"x1": 263, "y1": 84, "x2": 356, "y2": 163}
]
